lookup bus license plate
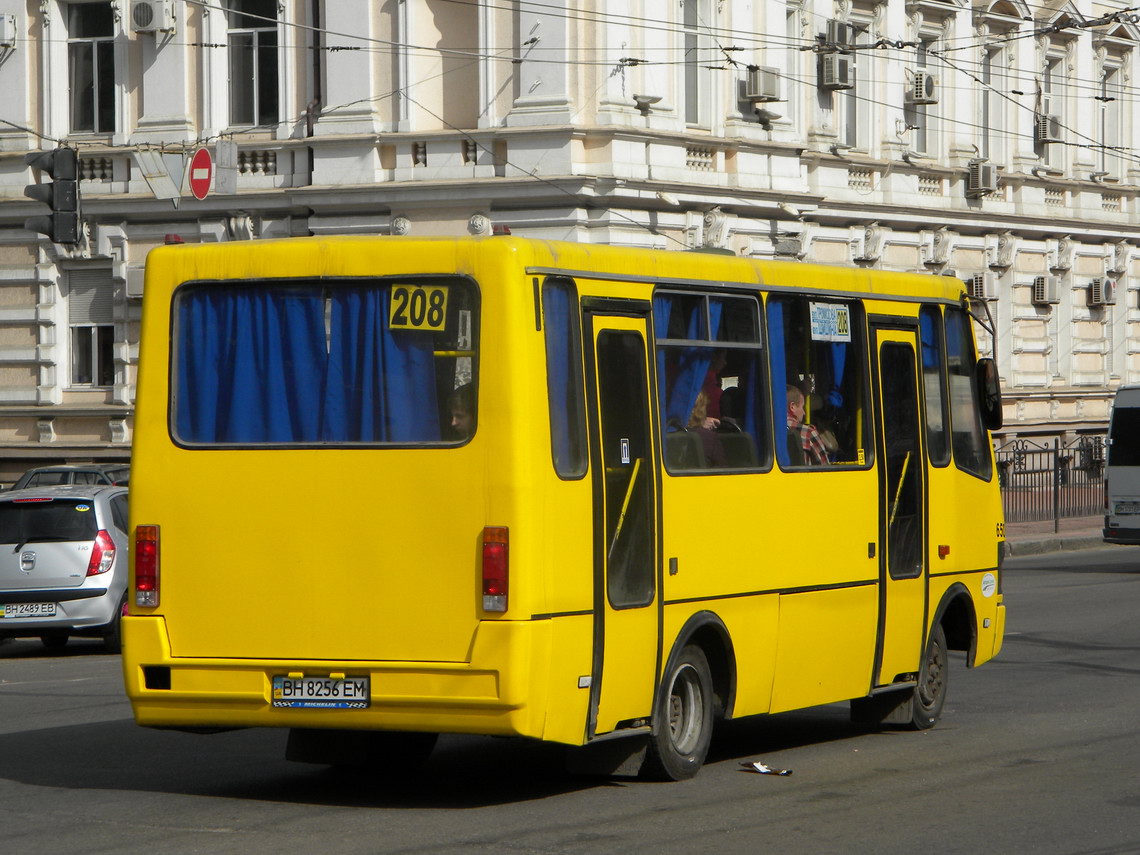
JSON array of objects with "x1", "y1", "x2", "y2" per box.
[
  {"x1": 271, "y1": 676, "x2": 370, "y2": 709},
  {"x1": 1115, "y1": 502, "x2": 1140, "y2": 515},
  {"x1": 0, "y1": 602, "x2": 56, "y2": 618}
]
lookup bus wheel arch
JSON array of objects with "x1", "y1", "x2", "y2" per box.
[
  {"x1": 640, "y1": 612, "x2": 736, "y2": 781},
  {"x1": 668, "y1": 611, "x2": 737, "y2": 720},
  {"x1": 932, "y1": 583, "x2": 978, "y2": 666}
]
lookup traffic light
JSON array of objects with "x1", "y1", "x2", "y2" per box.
[{"x1": 24, "y1": 147, "x2": 80, "y2": 245}]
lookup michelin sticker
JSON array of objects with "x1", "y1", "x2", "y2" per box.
[{"x1": 981, "y1": 572, "x2": 997, "y2": 598}]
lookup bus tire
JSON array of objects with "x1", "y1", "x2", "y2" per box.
[
  {"x1": 642, "y1": 645, "x2": 714, "y2": 781},
  {"x1": 910, "y1": 624, "x2": 948, "y2": 730}
]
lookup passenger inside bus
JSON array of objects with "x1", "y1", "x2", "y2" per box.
[
  {"x1": 786, "y1": 385, "x2": 831, "y2": 467},
  {"x1": 686, "y1": 390, "x2": 727, "y2": 467},
  {"x1": 448, "y1": 383, "x2": 474, "y2": 440}
]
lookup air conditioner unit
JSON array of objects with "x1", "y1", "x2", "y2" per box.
[
  {"x1": 0, "y1": 13, "x2": 16, "y2": 48},
  {"x1": 1036, "y1": 113, "x2": 1063, "y2": 144},
  {"x1": 1032, "y1": 275, "x2": 1060, "y2": 306},
  {"x1": 967, "y1": 162, "x2": 998, "y2": 197},
  {"x1": 125, "y1": 265, "x2": 146, "y2": 299},
  {"x1": 968, "y1": 273, "x2": 996, "y2": 301},
  {"x1": 820, "y1": 54, "x2": 854, "y2": 91},
  {"x1": 826, "y1": 20, "x2": 855, "y2": 49},
  {"x1": 130, "y1": 0, "x2": 175, "y2": 34},
  {"x1": 745, "y1": 66, "x2": 781, "y2": 102},
  {"x1": 1088, "y1": 278, "x2": 1117, "y2": 307},
  {"x1": 906, "y1": 71, "x2": 938, "y2": 105}
]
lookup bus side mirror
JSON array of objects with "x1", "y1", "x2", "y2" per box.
[{"x1": 976, "y1": 357, "x2": 1002, "y2": 431}]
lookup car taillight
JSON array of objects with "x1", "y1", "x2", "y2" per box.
[
  {"x1": 86, "y1": 530, "x2": 116, "y2": 576},
  {"x1": 135, "y1": 525, "x2": 160, "y2": 607},
  {"x1": 482, "y1": 526, "x2": 508, "y2": 613}
]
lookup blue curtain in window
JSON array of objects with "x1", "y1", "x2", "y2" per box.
[
  {"x1": 827, "y1": 343, "x2": 848, "y2": 409},
  {"x1": 175, "y1": 288, "x2": 326, "y2": 442},
  {"x1": 322, "y1": 287, "x2": 440, "y2": 442},
  {"x1": 919, "y1": 310, "x2": 938, "y2": 369},
  {"x1": 544, "y1": 282, "x2": 585, "y2": 475},
  {"x1": 652, "y1": 295, "x2": 674, "y2": 428},
  {"x1": 662, "y1": 301, "x2": 723, "y2": 427},
  {"x1": 767, "y1": 300, "x2": 790, "y2": 466}
]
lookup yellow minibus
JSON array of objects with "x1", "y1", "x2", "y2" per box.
[{"x1": 122, "y1": 236, "x2": 1006, "y2": 780}]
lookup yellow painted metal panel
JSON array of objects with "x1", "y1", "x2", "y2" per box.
[{"x1": 769, "y1": 586, "x2": 878, "y2": 713}]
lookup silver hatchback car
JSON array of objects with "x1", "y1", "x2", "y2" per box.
[{"x1": 0, "y1": 485, "x2": 129, "y2": 652}]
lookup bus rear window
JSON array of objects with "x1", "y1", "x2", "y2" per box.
[
  {"x1": 172, "y1": 278, "x2": 478, "y2": 446},
  {"x1": 1109, "y1": 407, "x2": 1140, "y2": 466}
]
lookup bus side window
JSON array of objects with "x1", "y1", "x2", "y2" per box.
[
  {"x1": 542, "y1": 277, "x2": 588, "y2": 478},
  {"x1": 767, "y1": 295, "x2": 867, "y2": 469},
  {"x1": 653, "y1": 290, "x2": 768, "y2": 474},
  {"x1": 919, "y1": 306, "x2": 951, "y2": 466},
  {"x1": 944, "y1": 307, "x2": 993, "y2": 480}
]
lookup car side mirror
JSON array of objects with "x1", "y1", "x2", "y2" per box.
[{"x1": 976, "y1": 357, "x2": 1002, "y2": 431}]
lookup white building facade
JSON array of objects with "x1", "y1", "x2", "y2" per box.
[{"x1": 0, "y1": 0, "x2": 1138, "y2": 480}]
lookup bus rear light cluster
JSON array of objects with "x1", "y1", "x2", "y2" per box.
[
  {"x1": 482, "y1": 526, "x2": 508, "y2": 612},
  {"x1": 135, "y1": 525, "x2": 160, "y2": 607}
]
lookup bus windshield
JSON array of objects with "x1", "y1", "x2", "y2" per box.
[{"x1": 171, "y1": 277, "x2": 478, "y2": 446}]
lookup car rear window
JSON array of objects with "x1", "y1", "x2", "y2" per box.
[
  {"x1": 0, "y1": 500, "x2": 99, "y2": 544},
  {"x1": 23, "y1": 471, "x2": 70, "y2": 487}
]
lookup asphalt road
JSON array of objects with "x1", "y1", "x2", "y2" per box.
[{"x1": 1, "y1": 546, "x2": 1138, "y2": 855}]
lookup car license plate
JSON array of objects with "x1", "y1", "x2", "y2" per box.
[
  {"x1": 1115, "y1": 501, "x2": 1140, "y2": 515},
  {"x1": 0, "y1": 602, "x2": 56, "y2": 618},
  {"x1": 271, "y1": 675, "x2": 370, "y2": 709}
]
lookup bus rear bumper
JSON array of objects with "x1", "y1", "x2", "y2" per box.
[
  {"x1": 121, "y1": 615, "x2": 551, "y2": 741},
  {"x1": 1103, "y1": 525, "x2": 1140, "y2": 545}
]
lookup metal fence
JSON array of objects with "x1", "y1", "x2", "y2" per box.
[{"x1": 995, "y1": 436, "x2": 1106, "y2": 527}]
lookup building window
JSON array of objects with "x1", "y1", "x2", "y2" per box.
[
  {"x1": 228, "y1": 0, "x2": 279, "y2": 127},
  {"x1": 842, "y1": 25, "x2": 870, "y2": 150},
  {"x1": 911, "y1": 38, "x2": 937, "y2": 155},
  {"x1": 68, "y1": 3, "x2": 115, "y2": 134},
  {"x1": 980, "y1": 46, "x2": 1004, "y2": 163},
  {"x1": 72, "y1": 326, "x2": 114, "y2": 386},
  {"x1": 1099, "y1": 64, "x2": 1122, "y2": 179},
  {"x1": 1041, "y1": 54, "x2": 1066, "y2": 170},
  {"x1": 69, "y1": 270, "x2": 115, "y2": 387},
  {"x1": 682, "y1": 0, "x2": 713, "y2": 127}
]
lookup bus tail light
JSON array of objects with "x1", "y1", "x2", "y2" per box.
[
  {"x1": 482, "y1": 526, "x2": 508, "y2": 612},
  {"x1": 135, "y1": 525, "x2": 160, "y2": 607},
  {"x1": 86, "y1": 530, "x2": 116, "y2": 576}
]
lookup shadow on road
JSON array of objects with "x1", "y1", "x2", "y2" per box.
[
  {"x1": 0, "y1": 638, "x2": 112, "y2": 659},
  {"x1": 0, "y1": 703, "x2": 886, "y2": 807}
]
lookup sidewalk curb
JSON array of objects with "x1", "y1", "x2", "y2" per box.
[{"x1": 1005, "y1": 534, "x2": 1112, "y2": 557}]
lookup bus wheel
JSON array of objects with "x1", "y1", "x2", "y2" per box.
[
  {"x1": 910, "y1": 624, "x2": 948, "y2": 730},
  {"x1": 642, "y1": 645, "x2": 713, "y2": 781}
]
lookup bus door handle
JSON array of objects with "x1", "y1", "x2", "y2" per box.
[{"x1": 868, "y1": 542, "x2": 876, "y2": 558}]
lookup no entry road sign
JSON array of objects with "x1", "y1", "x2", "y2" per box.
[{"x1": 188, "y1": 148, "x2": 212, "y2": 200}]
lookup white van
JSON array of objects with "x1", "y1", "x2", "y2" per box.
[{"x1": 1104, "y1": 385, "x2": 1140, "y2": 544}]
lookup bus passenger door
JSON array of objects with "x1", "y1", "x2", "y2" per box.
[
  {"x1": 872, "y1": 326, "x2": 927, "y2": 687},
  {"x1": 583, "y1": 309, "x2": 660, "y2": 739}
]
